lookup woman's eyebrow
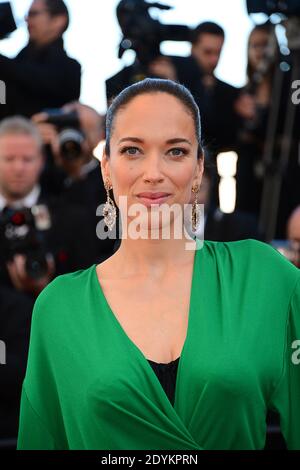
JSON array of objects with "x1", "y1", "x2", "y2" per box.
[
  {"x1": 118, "y1": 137, "x2": 192, "y2": 145},
  {"x1": 118, "y1": 137, "x2": 143, "y2": 144},
  {"x1": 166, "y1": 138, "x2": 192, "y2": 145}
]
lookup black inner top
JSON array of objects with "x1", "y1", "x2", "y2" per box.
[{"x1": 147, "y1": 357, "x2": 180, "y2": 406}]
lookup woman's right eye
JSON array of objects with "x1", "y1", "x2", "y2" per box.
[{"x1": 120, "y1": 146, "x2": 140, "y2": 156}]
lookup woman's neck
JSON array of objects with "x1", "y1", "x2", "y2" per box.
[{"x1": 112, "y1": 236, "x2": 197, "y2": 280}]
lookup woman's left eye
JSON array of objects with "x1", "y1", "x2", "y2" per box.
[
  {"x1": 120, "y1": 146, "x2": 140, "y2": 156},
  {"x1": 168, "y1": 148, "x2": 187, "y2": 157}
]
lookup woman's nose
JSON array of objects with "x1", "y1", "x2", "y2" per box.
[{"x1": 142, "y1": 153, "x2": 164, "y2": 184}]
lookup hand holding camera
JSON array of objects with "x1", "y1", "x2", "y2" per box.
[
  {"x1": 0, "y1": 205, "x2": 55, "y2": 296},
  {"x1": 32, "y1": 107, "x2": 88, "y2": 181},
  {"x1": 7, "y1": 253, "x2": 55, "y2": 296}
]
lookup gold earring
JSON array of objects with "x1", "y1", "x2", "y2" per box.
[
  {"x1": 103, "y1": 178, "x2": 117, "y2": 231},
  {"x1": 191, "y1": 184, "x2": 200, "y2": 232}
]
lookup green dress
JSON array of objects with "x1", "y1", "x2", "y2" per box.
[{"x1": 17, "y1": 239, "x2": 300, "y2": 450}]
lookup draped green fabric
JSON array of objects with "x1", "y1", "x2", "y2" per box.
[{"x1": 17, "y1": 239, "x2": 300, "y2": 450}]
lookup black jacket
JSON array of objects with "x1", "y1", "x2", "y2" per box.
[
  {"x1": 61, "y1": 165, "x2": 118, "y2": 263},
  {"x1": 0, "y1": 37, "x2": 81, "y2": 118},
  {"x1": 181, "y1": 56, "x2": 240, "y2": 154},
  {"x1": 205, "y1": 207, "x2": 264, "y2": 242},
  {"x1": 0, "y1": 286, "x2": 34, "y2": 443}
]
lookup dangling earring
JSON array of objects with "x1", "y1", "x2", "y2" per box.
[
  {"x1": 103, "y1": 178, "x2": 117, "y2": 231},
  {"x1": 191, "y1": 184, "x2": 200, "y2": 232}
]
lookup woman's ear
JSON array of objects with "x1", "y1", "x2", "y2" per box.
[
  {"x1": 195, "y1": 156, "x2": 204, "y2": 187},
  {"x1": 100, "y1": 147, "x2": 110, "y2": 184}
]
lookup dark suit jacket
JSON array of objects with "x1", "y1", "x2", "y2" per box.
[
  {"x1": 0, "y1": 37, "x2": 81, "y2": 118},
  {"x1": 180, "y1": 56, "x2": 240, "y2": 153},
  {"x1": 0, "y1": 286, "x2": 34, "y2": 442},
  {"x1": 205, "y1": 207, "x2": 264, "y2": 242},
  {"x1": 61, "y1": 166, "x2": 118, "y2": 262}
]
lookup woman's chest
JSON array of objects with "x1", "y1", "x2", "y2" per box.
[{"x1": 99, "y1": 276, "x2": 193, "y2": 362}]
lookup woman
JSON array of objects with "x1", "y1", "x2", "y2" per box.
[
  {"x1": 235, "y1": 22, "x2": 280, "y2": 219},
  {"x1": 17, "y1": 79, "x2": 300, "y2": 450}
]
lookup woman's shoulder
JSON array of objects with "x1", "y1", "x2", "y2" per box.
[
  {"x1": 31, "y1": 265, "x2": 96, "y2": 325},
  {"x1": 203, "y1": 238, "x2": 299, "y2": 281},
  {"x1": 39, "y1": 264, "x2": 96, "y2": 298},
  {"x1": 204, "y1": 237, "x2": 291, "y2": 259}
]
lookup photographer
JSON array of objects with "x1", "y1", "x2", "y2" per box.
[
  {"x1": 106, "y1": 0, "x2": 196, "y2": 104},
  {"x1": 234, "y1": 21, "x2": 300, "y2": 239},
  {"x1": 188, "y1": 22, "x2": 240, "y2": 153},
  {"x1": 234, "y1": 22, "x2": 279, "y2": 217},
  {"x1": 0, "y1": 116, "x2": 98, "y2": 296},
  {"x1": 32, "y1": 102, "x2": 117, "y2": 262},
  {"x1": 0, "y1": 0, "x2": 81, "y2": 119}
]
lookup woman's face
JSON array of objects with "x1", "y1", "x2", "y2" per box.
[
  {"x1": 248, "y1": 30, "x2": 270, "y2": 70},
  {"x1": 101, "y1": 92, "x2": 203, "y2": 234}
]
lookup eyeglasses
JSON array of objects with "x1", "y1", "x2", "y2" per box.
[{"x1": 26, "y1": 9, "x2": 49, "y2": 19}]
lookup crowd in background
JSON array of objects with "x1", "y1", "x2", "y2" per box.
[{"x1": 0, "y1": 0, "x2": 299, "y2": 448}]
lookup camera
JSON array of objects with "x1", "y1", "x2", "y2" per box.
[
  {"x1": 116, "y1": 0, "x2": 191, "y2": 67},
  {"x1": 0, "y1": 2, "x2": 16, "y2": 40},
  {"x1": 43, "y1": 108, "x2": 85, "y2": 161},
  {"x1": 0, "y1": 205, "x2": 52, "y2": 280}
]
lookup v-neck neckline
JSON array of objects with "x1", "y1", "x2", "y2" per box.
[{"x1": 93, "y1": 238, "x2": 203, "y2": 411}]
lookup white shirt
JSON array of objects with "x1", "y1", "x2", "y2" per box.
[{"x1": 0, "y1": 185, "x2": 41, "y2": 212}]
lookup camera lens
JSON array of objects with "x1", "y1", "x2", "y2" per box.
[
  {"x1": 58, "y1": 128, "x2": 84, "y2": 161},
  {"x1": 25, "y1": 252, "x2": 48, "y2": 280}
]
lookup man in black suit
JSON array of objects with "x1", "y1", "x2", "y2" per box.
[
  {"x1": 0, "y1": 0, "x2": 81, "y2": 119},
  {"x1": 0, "y1": 286, "x2": 34, "y2": 447},
  {"x1": 189, "y1": 22, "x2": 240, "y2": 154},
  {"x1": 0, "y1": 116, "x2": 98, "y2": 296},
  {"x1": 32, "y1": 102, "x2": 118, "y2": 263}
]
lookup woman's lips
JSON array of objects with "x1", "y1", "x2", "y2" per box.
[{"x1": 136, "y1": 194, "x2": 171, "y2": 206}]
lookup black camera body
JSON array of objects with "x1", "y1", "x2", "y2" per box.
[
  {"x1": 43, "y1": 109, "x2": 85, "y2": 161},
  {"x1": 0, "y1": 2, "x2": 16, "y2": 40},
  {"x1": 116, "y1": 0, "x2": 191, "y2": 67},
  {"x1": 0, "y1": 206, "x2": 52, "y2": 280}
]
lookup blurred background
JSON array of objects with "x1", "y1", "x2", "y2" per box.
[{"x1": 0, "y1": 0, "x2": 299, "y2": 450}]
